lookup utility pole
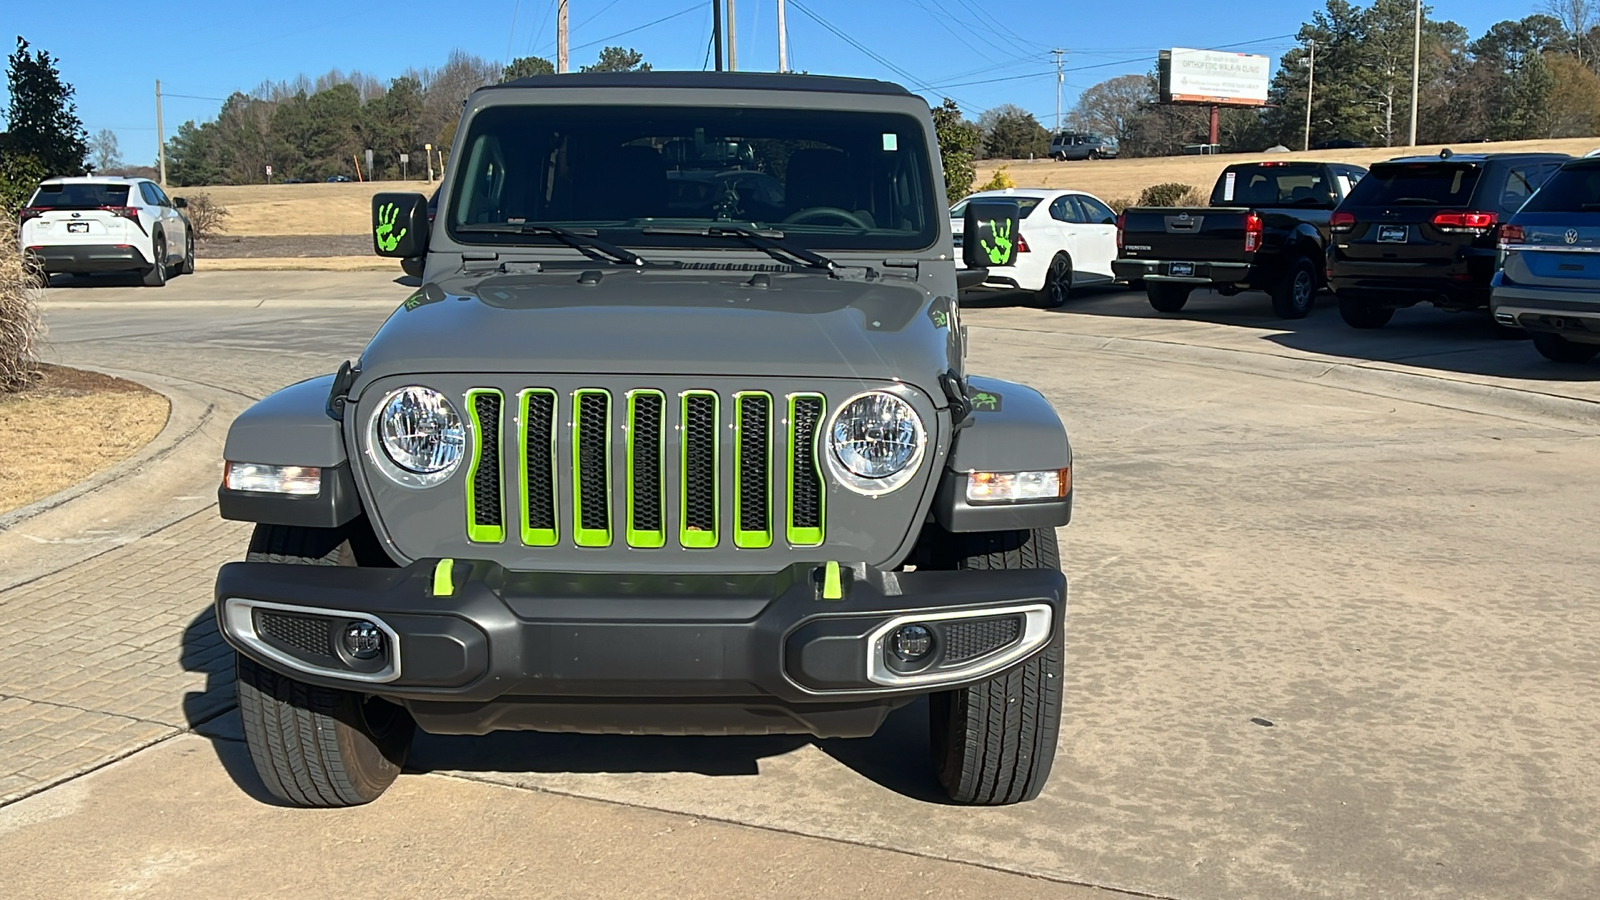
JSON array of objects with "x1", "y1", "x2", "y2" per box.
[
  {"x1": 1408, "y1": 0, "x2": 1420, "y2": 146},
  {"x1": 557, "y1": 0, "x2": 569, "y2": 73},
  {"x1": 155, "y1": 79, "x2": 167, "y2": 187},
  {"x1": 728, "y1": 0, "x2": 737, "y2": 71},
  {"x1": 713, "y1": 0, "x2": 723, "y2": 71},
  {"x1": 777, "y1": 0, "x2": 788, "y2": 72},
  {"x1": 1304, "y1": 42, "x2": 1316, "y2": 152},
  {"x1": 1052, "y1": 49, "x2": 1065, "y2": 134}
]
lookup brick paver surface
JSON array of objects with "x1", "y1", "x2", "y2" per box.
[{"x1": 0, "y1": 511, "x2": 249, "y2": 802}]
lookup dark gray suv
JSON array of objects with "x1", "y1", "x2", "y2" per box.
[
  {"x1": 213, "y1": 72, "x2": 1075, "y2": 809},
  {"x1": 1049, "y1": 132, "x2": 1117, "y2": 161}
]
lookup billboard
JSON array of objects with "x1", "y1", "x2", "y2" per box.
[{"x1": 1158, "y1": 48, "x2": 1272, "y2": 106}]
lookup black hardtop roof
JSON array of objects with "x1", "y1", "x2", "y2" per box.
[
  {"x1": 1378, "y1": 151, "x2": 1571, "y2": 166},
  {"x1": 487, "y1": 71, "x2": 911, "y2": 96}
]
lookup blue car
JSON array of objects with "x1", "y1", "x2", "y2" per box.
[{"x1": 1492, "y1": 157, "x2": 1600, "y2": 363}]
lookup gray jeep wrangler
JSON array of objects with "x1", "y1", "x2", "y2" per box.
[{"x1": 214, "y1": 72, "x2": 1073, "y2": 808}]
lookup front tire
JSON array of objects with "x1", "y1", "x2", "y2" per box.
[
  {"x1": 235, "y1": 523, "x2": 415, "y2": 807},
  {"x1": 1271, "y1": 256, "x2": 1318, "y2": 319},
  {"x1": 1532, "y1": 332, "x2": 1600, "y2": 363},
  {"x1": 1147, "y1": 282, "x2": 1191, "y2": 312},
  {"x1": 141, "y1": 234, "x2": 167, "y2": 287},
  {"x1": 1337, "y1": 293, "x2": 1394, "y2": 329},
  {"x1": 927, "y1": 527, "x2": 1064, "y2": 805},
  {"x1": 1035, "y1": 253, "x2": 1071, "y2": 309},
  {"x1": 179, "y1": 230, "x2": 195, "y2": 275}
]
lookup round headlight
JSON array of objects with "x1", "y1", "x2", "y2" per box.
[
  {"x1": 370, "y1": 387, "x2": 465, "y2": 486},
  {"x1": 826, "y1": 390, "x2": 926, "y2": 494}
]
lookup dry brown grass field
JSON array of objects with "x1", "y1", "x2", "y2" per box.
[{"x1": 190, "y1": 136, "x2": 1598, "y2": 237}]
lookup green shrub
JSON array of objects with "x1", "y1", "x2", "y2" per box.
[
  {"x1": 1137, "y1": 182, "x2": 1206, "y2": 207},
  {"x1": 976, "y1": 165, "x2": 1016, "y2": 193}
]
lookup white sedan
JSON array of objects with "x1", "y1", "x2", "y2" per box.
[{"x1": 951, "y1": 188, "x2": 1120, "y2": 307}]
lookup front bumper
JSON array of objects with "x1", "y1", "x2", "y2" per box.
[
  {"x1": 26, "y1": 243, "x2": 151, "y2": 273},
  {"x1": 1113, "y1": 258, "x2": 1251, "y2": 286},
  {"x1": 215, "y1": 559, "x2": 1066, "y2": 737}
]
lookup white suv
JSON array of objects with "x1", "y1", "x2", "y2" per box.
[{"x1": 18, "y1": 176, "x2": 193, "y2": 286}]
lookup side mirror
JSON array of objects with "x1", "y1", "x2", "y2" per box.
[
  {"x1": 962, "y1": 199, "x2": 1022, "y2": 269},
  {"x1": 372, "y1": 192, "x2": 430, "y2": 258},
  {"x1": 172, "y1": 197, "x2": 187, "y2": 209}
]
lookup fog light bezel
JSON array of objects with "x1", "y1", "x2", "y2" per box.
[
  {"x1": 222, "y1": 598, "x2": 402, "y2": 684},
  {"x1": 224, "y1": 461, "x2": 322, "y2": 496},
  {"x1": 866, "y1": 604, "x2": 1054, "y2": 688}
]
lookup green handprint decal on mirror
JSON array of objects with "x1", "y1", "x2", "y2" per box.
[
  {"x1": 375, "y1": 202, "x2": 408, "y2": 253},
  {"x1": 980, "y1": 219, "x2": 1012, "y2": 265}
]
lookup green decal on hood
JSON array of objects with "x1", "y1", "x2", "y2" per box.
[
  {"x1": 981, "y1": 219, "x2": 1012, "y2": 265},
  {"x1": 375, "y1": 202, "x2": 407, "y2": 253}
]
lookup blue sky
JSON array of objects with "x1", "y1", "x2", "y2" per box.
[{"x1": 5, "y1": 0, "x2": 1540, "y2": 166}]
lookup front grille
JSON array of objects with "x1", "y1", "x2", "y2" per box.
[
  {"x1": 943, "y1": 615, "x2": 1023, "y2": 663},
  {"x1": 256, "y1": 611, "x2": 336, "y2": 661},
  {"x1": 467, "y1": 390, "x2": 505, "y2": 543},
  {"x1": 464, "y1": 386, "x2": 829, "y2": 551}
]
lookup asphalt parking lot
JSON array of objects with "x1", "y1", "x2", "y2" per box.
[{"x1": 2, "y1": 272, "x2": 1597, "y2": 899}]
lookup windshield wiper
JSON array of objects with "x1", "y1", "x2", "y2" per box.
[
  {"x1": 641, "y1": 225, "x2": 838, "y2": 271},
  {"x1": 455, "y1": 223, "x2": 653, "y2": 267}
]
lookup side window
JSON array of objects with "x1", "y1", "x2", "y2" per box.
[
  {"x1": 1049, "y1": 196, "x2": 1082, "y2": 223},
  {"x1": 151, "y1": 183, "x2": 172, "y2": 206},
  {"x1": 1077, "y1": 196, "x2": 1116, "y2": 225},
  {"x1": 139, "y1": 182, "x2": 162, "y2": 206},
  {"x1": 1501, "y1": 167, "x2": 1537, "y2": 213}
]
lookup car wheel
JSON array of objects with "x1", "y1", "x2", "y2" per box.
[
  {"x1": 928, "y1": 527, "x2": 1064, "y2": 805},
  {"x1": 1147, "y1": 282, "x2": 1191, "y2": 313},
  {"x1": 1035, "y1": 253, "x2": 1071, "y2": 309},
  {"x1": 179, "y1": 230, "x2": 195, "y2": 275},
  {"x1": 234, "y1": 523, "x2": 416, "y2": 808},
  {"x1": 141, "y1": 234, "x2": 167, "y2": 287},
  {"x1": 1087, "y1": 150, "x2": 1100, "y2": 161},
  {"x1": 1531, "y1": 332, "x2": 1600, "y2": 363},
  {"x1": 1337, "y1": 293, "x2": 1393, "y2": 329},
  {"x1": 1271, "y1": 257, "x2": 1318, "y2": 319}
]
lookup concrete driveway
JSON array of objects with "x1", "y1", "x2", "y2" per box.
[{"x1": 2, "y1": 273, "x2": 1597, "y2": 899}]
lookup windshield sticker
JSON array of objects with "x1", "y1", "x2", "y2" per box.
[
  {"x1": 882, "y1": 133, "x2": 898, "y2": 151},
  {"x1": 375, "y1": 202, "x2": 407, "y2": 253},
  {"x1": 1223, "y1": 172, "x2": 1236, "y2": 202},
  {"x1": 981, "y1": 219, "x2": 1013, "y2": 265},
  {"x1": 966, "y1": 388, "x2": 1002, "y2": 412}
]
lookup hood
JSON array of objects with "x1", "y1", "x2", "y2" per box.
[{"x1": 354, "y1": 268, "x2": 959, "y2": 394}]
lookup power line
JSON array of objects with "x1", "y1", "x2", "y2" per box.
[
  {"x1": 567, "y1": 3, "x2": 702, "y2": 54},
  {"x1": 787, "y1": 0, "x2": 952, "y2": 101}
]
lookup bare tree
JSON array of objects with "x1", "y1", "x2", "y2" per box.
[
  {"x1": 1544, "y1": 0, "x2": 1598, "y2": 66},
  {"x1": 1067, "y1": 75, "x2": 1153, "y2": 148},
  {"x1": 88, "y1": 128, "x2": 122, "y2": 172}
]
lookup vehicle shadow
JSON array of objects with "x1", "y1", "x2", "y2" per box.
[
  {"x1": 43, "y1": 272, "x2": 149, "y2": 289},
  {"x1": 181, "y1": 608, "x2": 947, "y2": 803},
  {"x1": 973, "y1": 284, "x2": 1600, "y2": 383}
]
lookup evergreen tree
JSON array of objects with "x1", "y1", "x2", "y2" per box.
[
  {"x1": 2, "y1": 37, "x2": 88, "y2": 177},
  {"x1": 931, "y1": 98, "x2": 980, "y2": 204}
]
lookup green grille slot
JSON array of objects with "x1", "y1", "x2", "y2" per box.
[
  {"x1": 626, "y1": 390, "x2": 666, "y2": 548},
  {"x1": 786, "y1": 393, "x2": 825, "y2": 547},
  {"x1": 734, "y1": 392, "x2": 773, "y2": 549},
  {"x1": 465, "y1": 389, "x2": 505, "y2": 544},
  {"x1": 572, "y1": 389, "x2": 613, "y2": 547},
  {"x1": 516, "y1": 389, "x2": 558, "y2": 547},
  {"x1": 679, "y1": 391, "x2": 719, "y2": 549}
]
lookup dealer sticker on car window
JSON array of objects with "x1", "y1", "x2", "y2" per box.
[{"x1": 882, "y1": 133, "x2": 898, "y2": 151}]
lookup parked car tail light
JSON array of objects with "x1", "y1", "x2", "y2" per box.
[
  {"x1": 1116, "y1": 212, "x2": 1125, "y2": 251},
  {"x1": 1497, "y1": 223, "x2": 1525, "y2": 248},
  {"x1": 1431, "y1": 210, "x2": 1497, "y2": 234},
  {"x1": 1243, "y1": 212, "x2": 1264, "y2": 253},
  {"x1": 18, "y1": 207, "x2": 48, "y2": 223},
  {"x1": 1329, "y1": 211, "x2": 1356, "y2": 233},
  {"x1": 103, "y1": 206, "x2": 139, "y2": 221},
  {"x1": 1016, "y1": 235, "x2": 1030, "y2": 253}
]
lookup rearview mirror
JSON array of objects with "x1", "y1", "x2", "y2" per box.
[
  {"x1": 961, "y1": 199, "x2": 1021, "y2": 269},
  {"x1": 372, "y1": 192, "x2": 430, "y2": 258}
]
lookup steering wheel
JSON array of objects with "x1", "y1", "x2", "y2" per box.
[{"x1": 782, "y1": 207, "x2": 872, "y2": 229}]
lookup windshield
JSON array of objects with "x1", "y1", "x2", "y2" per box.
[
  {"x1": 447, "y1": 104, "x2": 938, "y2": 252},
  {"x1": 1345, "y1": 163, "x2": 1482, "y2": 207},
  {"x1": 28, "y1": 182, "x2": 131, "y2": 209},
  {"x1": 1521, "y1": 164, "x2": 1600, "y2": 213}
]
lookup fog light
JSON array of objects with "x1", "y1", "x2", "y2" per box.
[
  {"x1": 224, "y1": 461, "x2": 321, "y2": 496},
  {"x1": 966, "y1": 468, "x2": 1070, "y2": 503},
  {"x1": 342, "y1": 622, "x2": 385, "y2": 660},
  {"x1": 891, "y1": 624, "x2": 934, "y2": 662}
]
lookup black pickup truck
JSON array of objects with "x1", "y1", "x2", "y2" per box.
[{"x1": 1113, "y1": 161, "x2": 1368, "y2": 318}]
